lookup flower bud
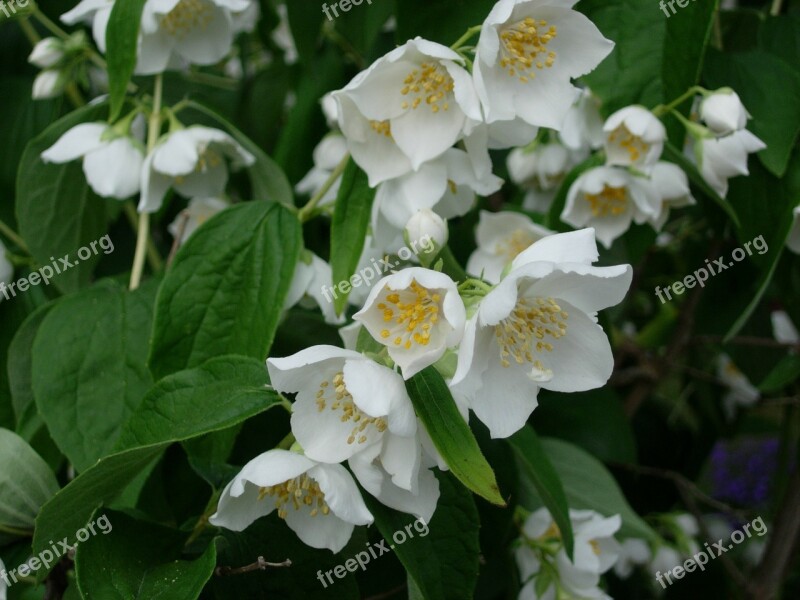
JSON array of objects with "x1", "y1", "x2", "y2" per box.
[
  {"x1": 700, "y1": 89, "x2": 748, "y2": 137},
  {"x1": 32, "y1": 70, "x2": 65, "y2": 100},
  {"x1": 28, "y1": 37, "x2": 64, "y2": 69},
  {"x1": 404, "y1": 209, "x2": 448, "y2": 258}
]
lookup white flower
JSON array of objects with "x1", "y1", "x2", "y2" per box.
[
  {"x1": 168, "y1": 196, "x2": 229, "y2": 243},
  {"x1": 717, "y1": 354, "x2": 760, "y2": 419},
  {"x1": 284, "y1": 253, "x2": 346, "y2": 326},
  {"x1": 474, "y1": 0, "x2": 613, "y2": 129},
  {"x1": 648, "y1": 161, "x2": 696, "y2": 230},
  {"x1": 354, "y1": 268, "x2": 466, "y2": 379},
  {"x1": 700, "y1": 89, "x2": 749, "y2": 137},
  {"x1": 603, "y1": 106, "x2": 666, "y2": 170},
  {"x1": 29, "y1": 37, "x2": 65, "y2": 69},
  {"x1": 272, "y1": 3, "x2": 298, "y2": 65},
  {"x1": 63, "y1": 0, "x2": 254, "y2": 75},
  {"x1": 560, "y1": 88, "x2": 604, "y2": 151},
  {"x1": 562, "y1": 166, "x2": 661, "y2": 249},
  {"x1": 209, "y1": 449, "x2": 373, "y2": 553},
  {"x1": 321, "y1": 93, "x2": 340, "y2": 129},
  {"x1": 516, "y1": 508, "x2": 621, "y2": 600},
  {"x1": 507, "y1": 141, "x2": 585, "y2": 212},
  {"x1": 466, "y1": 210, "x2": 554, "y2": 284},
  {"x1": 788, "y1": 206, "x2": 800, "y2": 254},
  {"x1": 139, "y1": 126, "x2": 254, "y2": 213},
  {"x1": 41, "y1": 122, "x2": 145, "y2": 199},
  {"x1": 295, "y1": 133, "x2": 348, "y2": 206},
  {"x1": 771, "y1": 310, "x2": 799, "y2": 345},
  {"x1": 405, "y1": 209, "x2": 448, "y2": 251},
  {"x1": 372, "y1": 145, "x2": 503, "y2": 231},
  {"x1": 349, "y1": 428, "x2": 441, "y2": 523},
  {"x1": 613, "y1": 538, "x2": 651, "y2": 579},
  {"x1": 674, "y1": 513, "x2": 699, "y2": 537},
  {"x1": 691, "y1": 129, "x2": 766, "y2": 198},
  {"x1": 32, "y1": 70, "x2": 65, "y2": 100},
  {"x1": 268, "y1": 346, "x2": 416, "y2": 463},
  {"x1": 650, "y1": 545, "x2": 681, "y2": 576},
  {"x1": 333, "y1": 37, "x2": 482, "y2": 185},
  {"x1": 452, "y1": 229, "x2": 632, "y2": 438}
]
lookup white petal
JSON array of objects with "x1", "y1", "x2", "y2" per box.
[
  {"x1": 209, "y1": 477, "x2": 273, "y2": 531},
  {"x1": 512, "y1": 228, "x2": 599, "y2": 269},
  {"x1": 174, "y1": 4, "x2": 235, "y2": 66},
  {"x1": 41, "y1": 123, "x2": 106, "y2": 163},
  {"x1": 310, "y1": 463, "x2": 374, "y2": 526},
  {"x1": 138, "y1": 151, "x2": 173, "y2": 213},
  {"x1": 283, "y1": 504, "x2": 355, "y2": 553},
  {"x1": 268, "y1": 345, "x2": 361, "y2": 393},
  {"x1": 391, "y1": 103, "x2": 465, "y2": 169},
  {"x1": 344, "y1": 359, "x2": 416, "y2": 436},
  {"x1": 83, "y1": 138, "x2": 144, "y2": 199}
]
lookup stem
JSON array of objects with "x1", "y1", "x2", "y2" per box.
[
  {"x1": 0, "y1": 523, "x2": 34, "y2": 537},
  {"x1": 0, "y1": 219, "x2": 30, "y2": 253},
  {"x1": 129, "y1": 73, "x2": 163, "y2": 291},
  {"x1": 771, "y1": 0, "x2": 784, "y2": 16},
  {"x1": 215, "y1": 557, "x2": 292, "y2": 577},
  {"x1": 451, "y1": 25, "x2": 482, "y2": 51},
  {"x1": 123, "y1": 202, "x2": 164, "y2": 273},
  {"x1": 297, "y1": 154, "x2": 349, "y2": 222},
  {"x1": 652, "y1": 86, "x2": 706, "y2": 117},
  {"x1": 18, "y1": 18, "x2": 40, "y2": 45},
  {"x1": 33, "y1": 8, "x2": 70, "y2": 40}
]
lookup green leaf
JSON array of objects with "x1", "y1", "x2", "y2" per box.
[
  {"x1": 704, "y1": 49, "x2": 800, "y2": 177},
  {"x1": 75, "y1": 510, "x2": 216, "y2": 600},
  {"x1": 32, "y1": 355, "x2": 280, "y2": 561},
  {"x1": 149, "y1": 202, "x2": 301, "y2": 380},
  {"x1": 31, "y1": 280, "x2": 157, "y2": 472},
  {"x1": 334, "y1": 0, "x2": 396, "y2": 60},
  {"x1": 405, "y1": 367, "x2": 505, "y2": 506},
  {"x1": 661, "y1": 0, "x2": 718, "y2": 143},
  {"x1": 758, "y1": 14, "x2": 800, "y2": 74},
  {"x1": 16, "y1": 103, "x2": 109, "y2": 294},
  {"x1": 535, "y1": 438, "x2": 660, "y2": 542},
  {"x1": 581, "y1": 0, "x2": 666, "y2": 113},
  {"x1": 184, "y1": 100, "x2": 294, "y2": 206},
  {"x1": 365, "y1": 473, "x2": 480, "y2": 600},
  {"x1": 509, "y1": 426, "x2": 574, "y2": 559},
  {"x1": 331, "y1": 159, "x2": 376, "y2": 315},
  {"x1": 759, "y1": 355, "x2": 800, "y2": 394},
  {"x1": 0, "y1": 428, "x2": 59, "y2": 533},
  {"x1": 661, "y1": 144, "x2": 741, "y2": 228},
  {"x1": 8, "y1": 304, "x2": 54, "y2": 440},
  {"x1": 286, "y1": 1, "x2": 324, "y2": 66},
  {"x1": 116, "y1": 355, "x2": 276, "y2": 451},
  {"x1": 105, "y1": 0, "x2": 146, "y2": 122}
]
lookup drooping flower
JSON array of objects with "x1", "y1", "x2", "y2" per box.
[
  {"x1": 603, "y1": 106, "x2": 666, "y2": 171},
  {"x1": 453, "y1": 229, "x2": 632, "y2": 438},
  {"x1": 613, "y1": 538, "x2": 651, "y2": 579},
  {"x1": 559, "y1": 88, "x2": 604, "y2": 151},
  {"x1": 700, "y1": 89, "x2": 749, "y2": 137},
  {"x1": 41, "y1": 121, "x2": 145, "y2": 199},
  {"x1": 770, "y1": 310, "x2": 798, "y2": 346},
  {"x1": 268, "y1": 346, "x2": 416, "y2": 464},
  {"x1": 516, "y1": 508, "x2": 621, "y2": 600},
  {"x1": 28, "y1": 37, "x2": 65, "y2": 69},
  {"x1": 474, "y1": 0, "x2": 613, "y2": 130},
  {"x1": 717, "y1": 354, "x2": 760, "y2": 419},
  {"x1": 507, "y1": 141, "x2": 586, "y2": 212},
  {"x1": 333, "y1": 37, "x2": 482, "y2": 185},
  {"x1": 139, "y1": 126, "x2": 254, "y2": 213},
  {"x1": 466, "y1": 210, "x2": 554, "y2": 284},
  {"x1": 788, "y1": 206, "x2": 800, "y2": 254},
  {"x1": 272, "y1": 3, "x2": 298, "y2": 65},
  {"x1": 62, "y1": 0, "x2": 255, "y2": 75},
  {"x1": 354, "y1": 268, "x2": 466, "y2": 379},
  {"x1": 648, "y1": 161, "x2": 696, "y2": 230},
  {"x1": 209, "y1": 449, "x2": 373, "y2": 553},
  {"x1": 689, "y1": 129, "x2": 766, "y2": 198},
  {"x1": 295, "y1": 133, "x2": 348, "y2": 207},
  {"x1": 284, "y1": 253, "x2": 346, "y2": 326},
  {"x1": 168, "y1": 196, "x2": 229, "y2": 243},
  {"x1": 562, "y1": 166, "x2": 660, "y2": 249},
  {"x1": 32, "y1": 70, "x2": 66, "y2": 100}
]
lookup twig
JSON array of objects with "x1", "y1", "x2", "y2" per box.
[
  {"x1": 692, "y1": 335, "x2": 800, "y2": 352},
  {"x1": 215, "y1": 556, "x2": 292, "y2": 577}
]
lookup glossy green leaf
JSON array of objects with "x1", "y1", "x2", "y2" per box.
[
  {"x1": 149, "y1": 201, "x2": 301, "y2": 380},
  {"x1": 405, "y1": 367, "x2": 505, "y2": 506},
  {"x1": 105, "y1": 0, "x2": 146, "y2": 121}
]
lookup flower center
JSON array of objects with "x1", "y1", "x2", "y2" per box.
[
  {"x1": 370, "y1": 120, "x2": 392, "y2": 138},
  {"x1": 259, "y1": 473, "x2": 330, "y2": 519},
  {"x1": 316, "y1": 372, "x2": 388, "y2": 444},
  {"x1": 495, "y1": 297, "x2": 568, "y2": 371},
  {"x1": 400, "y1": 63, "x2": 454, "y2": 113},
  {"x1": 608, "y1": 124, "x2": 649, "y2": 163},
  {"x1": 160, "y1": 0, "x2": 213, "y2": 38},
  {"x1": 584, "y1": 185, "x2": 628, "y2": 217},
  {"x1": 378, "y1": 281, "x2": 442, "y2": 350},
  {"x1": 495, "y1": 229, "x2": 536, "y2": 261},
  {"x1": 499, "y1": 17, "x2": 558, "y2": 83}
]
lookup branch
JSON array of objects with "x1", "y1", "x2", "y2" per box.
[{"x1": 214, "y1": 556, "x2": 292, "y2": 577}]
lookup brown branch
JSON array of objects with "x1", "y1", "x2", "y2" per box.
[
  {"x1": 214, "y1": 556, "x2": 292, "y2": 577},
  {"x1": 692, "y1": 335, "x2": 800, "y2": 352}
]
